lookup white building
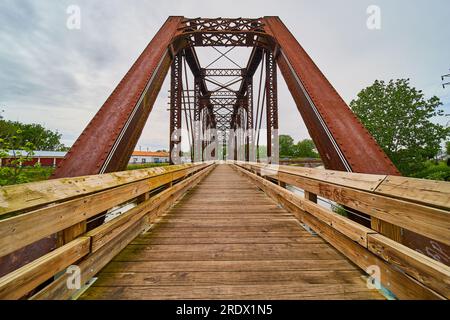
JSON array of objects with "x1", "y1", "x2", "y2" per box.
[{"x1": 129, "y1": 151, "x2": 170, "y2": 164}]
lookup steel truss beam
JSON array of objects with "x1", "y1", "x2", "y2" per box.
[
  {"x1": 179, "y1": 18, "x2": 268, "y2": 47},
  {"x1": 261, "y1": 16, "x2": 399, "y2": 175},
  {"x1": 201, "y1": 68, "x2": 245, "y2": 77}
]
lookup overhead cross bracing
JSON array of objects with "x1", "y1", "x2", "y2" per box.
[{"x1": 168, "y1": 44, "x2": 273, "y2": 164}]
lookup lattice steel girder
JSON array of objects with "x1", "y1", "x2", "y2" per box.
[
  {"x1": 246, "y1": 78, "x2": 254, "y2": 161},
  {"x1": 210, "y1": 91, "x2": 238, "y2": 96},
  {"x1": 261, "y1": 16, "x2": 399, "y2": 175},
  {"x1": 169, "y1": 53, "x2": 183, "y2": 164},
  {"x1": 179, "y1": 18, "x2": 268, "y2": 47}
]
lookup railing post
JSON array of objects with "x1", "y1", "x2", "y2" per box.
[
  {"x1": 304, "y1": 190, "x2": 317, "y2": 203},
  {"x1": 58, "y1": 222, "x2": 86, "y2": 246}
]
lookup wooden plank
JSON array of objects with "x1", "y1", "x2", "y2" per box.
[
  {"x1": 152, "y1": 225, "x2": 305, "y2": 232},
  {"x1": 101, "y1": 259, "x2": 359, "y2": 273},
  {"x1": 113, "y1": 244, "x2": 343, "y2": 261},
  {"x1": 130, "y1": 236, "x2": 325, "y2": 245},
  {"x1": 375, "y1": 175, "x2": 450, "y2": 210},
  {"x1": 79, "y1": 283, "x2": 383, "y2": 300},
  {"x1": 0, "y1": 163, "x2": 203, "y2": 217},
  {"x1": 0, "y1": 237, "x2": 90, "y2": 300},
  {"x1": 368, "y1": 234, "x2": 450, "y2": 299},
  {"x1": 93, "y1": 270, "x2": 366, "y2": 287}
]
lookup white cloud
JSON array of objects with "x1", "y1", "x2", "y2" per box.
[{"x1": 1, "y1": 0, "x2": 449, "y2": 151}]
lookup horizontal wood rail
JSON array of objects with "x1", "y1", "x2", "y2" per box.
[
  {"x1": 0, "y1": 162, "x2": 215, "y2": 299},
  {"x1": 232, "y1": 161, "x2": 450, "y2": 300}
]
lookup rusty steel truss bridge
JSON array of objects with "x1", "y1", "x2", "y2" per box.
[{"x1": 0, "y1": 17, "x2": 449, "y2": 300}]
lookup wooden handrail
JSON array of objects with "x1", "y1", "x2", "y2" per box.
[
  {"x1": 0, "y1": 162, "x2": 215, "y2": 299},
  {"x1": 232, "y1": 162, "x2": 450, "y2": 300},
  {"x1": 234, "y1": 161, "x2": 450, "y2": 246},
  {"x1": 0, "y1": 163, "x2": 205, "y2": 218}
]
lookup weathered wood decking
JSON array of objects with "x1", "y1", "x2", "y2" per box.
[{"x1": 80, "y1": 165, "x2": 383, "y2": 300}]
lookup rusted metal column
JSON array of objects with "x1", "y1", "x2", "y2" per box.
[
  {"x1": 265, "y1": 51, "x2": 278, "y2": 164},
  {"x1": 169, "y1": 53, "x2": 183, "y2": 164},
  {"x1": 246, "y1": 78, "x2": 253, "y2": 162},
  {"x1": 193, "y1": 77, "x2": 202, "y2": 162}
]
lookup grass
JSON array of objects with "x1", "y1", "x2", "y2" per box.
[
  {"x1": 0, "y1": 166, "x2": 54, "y2": 186},
  {"x1": 0, "y1": 162, "x2": 170, "y2": 186}
]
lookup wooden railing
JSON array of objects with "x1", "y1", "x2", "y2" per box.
[
  {"x1": 232, "y1": 161, "x2": 450, "y2": 300},
  {"x1": 0, "y1": 162, "x2": 215, "y2": 299}
]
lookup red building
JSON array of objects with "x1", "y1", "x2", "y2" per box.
[{"x1": 0, "y1": 150, "x2": 67, "y2": 167}]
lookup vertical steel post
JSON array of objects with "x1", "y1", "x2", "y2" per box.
[
  {"x1": 265, "y1": 51, "x2": 278, "y2": 164},
  {"x1": 246, "y1": 78, "x2": 253, "y2": 162},
  {"x1": 193, "y1": 77, "x2": 202, "y2": 162},
  {"x1": 169, "y1": 53, "x2": 183, "y2": 164}
]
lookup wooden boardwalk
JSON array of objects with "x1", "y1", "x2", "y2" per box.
[{"x1": 80, "y1": 165, "x2": 383, "y2": 300}]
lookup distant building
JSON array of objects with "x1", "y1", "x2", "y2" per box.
[
  {"x1": 0, "y1": 150, "x2": 67, "y2": 167},
  {"x1": 129, "y1": 151, "x2": 170, "y2": 164}
]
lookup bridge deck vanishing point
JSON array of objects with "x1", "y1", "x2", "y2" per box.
[{"x1": 80, "y1": 165, "x2": 383, "y2": 300}]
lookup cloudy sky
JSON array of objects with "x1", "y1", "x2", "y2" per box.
[{"x1": 0, "y1": 0, "x2": 449, "y2": 151}]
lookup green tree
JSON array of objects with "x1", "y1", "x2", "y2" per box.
[
  {"x1": 350, "y1": 79, "x2": 449, "y2": 176},
  {"x1": 279, "y1": 135, "x2": 295, "y2": 157},
  {"x1": 446, "y1": 141, "x2": 450, "y2": 156},
  {"x1": 293, "y1": 139, "x2": 319, "y2": 158},
  {"x1": 0, "y1": 119, "x2": 67, "y2": 151},
  {"x1": 0, "y1": 129, "x2": 38, "y2": 185}
]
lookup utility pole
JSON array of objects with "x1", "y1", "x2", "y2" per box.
[{"x1": 442, "y1": 70, "x2": 450, "y2": 88}]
